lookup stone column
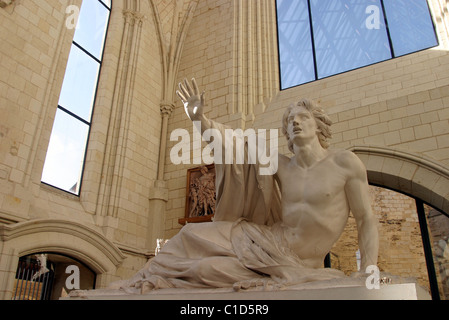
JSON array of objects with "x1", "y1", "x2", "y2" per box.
[
  {"x1": 146, "y1": 102, "x2": 173, "y2": 251},
  {"x1": 145, "y1": 1, "x2": 198, "y2": 250},
  {"x1": 95, "y1": 9, "x2": 144, "y2": 239}
]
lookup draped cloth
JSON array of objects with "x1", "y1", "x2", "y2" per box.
[
  {"x1": 112, "y1": 219, "x2": 344, "y2": 294},
  {"x1": 207, "y1": 119, "x2": 282, "y2": 225},
  {"x1": 104, "y1": 120, "x2": 345, "y2": 294}
]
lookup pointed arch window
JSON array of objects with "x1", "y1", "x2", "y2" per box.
[{"x1": 41, "y1": 0, "x2": 111, "y2": 195}]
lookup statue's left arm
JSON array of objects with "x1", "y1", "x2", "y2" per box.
[{"x1": 343, "y1": 152, "x2": 379, "y2": 272}]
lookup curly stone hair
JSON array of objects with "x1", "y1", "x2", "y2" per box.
[{"x1": 281, "y1": 98, "x2": 333, "y2": 152}]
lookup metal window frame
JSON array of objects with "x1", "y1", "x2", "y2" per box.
[
  {"x1": 275, "y1": 0, "x2": 440, "y2": 90},
  {"x1": 42, "y1": 0, "x2": 112, "y2": 196}
]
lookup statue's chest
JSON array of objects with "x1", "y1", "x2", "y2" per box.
[{"x1": 280, "y1": 163, "x2": 347, "y2": 205}]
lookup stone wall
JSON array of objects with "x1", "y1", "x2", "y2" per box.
[
  {"x1": 332, "y1": 186, "x2": 429, "y2": 290},
  {"x1": 0, "y1": 0, "x2": 165, "y2": 294},
  {"x1": 331, "y1": 186, "x2": 449, "y2": 298},
  {"x1": 1, "y1": 0, "x2": 449, "y2": 297}
]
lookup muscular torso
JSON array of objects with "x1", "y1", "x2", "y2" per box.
[{"x1": 276, "y1": 150, "x2": 353, "y2": 268}]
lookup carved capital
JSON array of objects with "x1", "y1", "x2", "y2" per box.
[
  {"x1": 123, "y1": 9, "x2": 145, "y2": 25},
  {"x1": 0, "y1": 0, "x2": 15, "y2": 8},
  {"x1": 160, "y1": 102, "x2": 175, "y2": 117}
]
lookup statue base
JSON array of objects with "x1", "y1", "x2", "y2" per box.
[{"x1": 64, "y1": 282, "x2": 430, "y2": 300}]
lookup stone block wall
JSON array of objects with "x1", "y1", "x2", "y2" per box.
[
  {"x1": 0, "y1": 0, "x2": 166, "y2": 290},
  {"x1": 1, "y1": 0, "x2": 449, "y2": 296},
  {"x1": 167, "y1": 0, "x2": 449, "y2": 296},
  {"x1": 332, "y1": 186, "x2": 429, "y2": 289}
]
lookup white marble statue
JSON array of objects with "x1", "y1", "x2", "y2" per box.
[{"x1": 72, "y1": 78, "x2": 379, "y2": 296}]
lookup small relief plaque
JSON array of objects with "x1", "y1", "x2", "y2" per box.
[{"x1": 179, "y1": 164, "x2": 216, "y2": 225}]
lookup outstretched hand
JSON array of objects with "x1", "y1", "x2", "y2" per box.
[{"x1": 176, "y1": 78, "x2": 205, "y2": 121}]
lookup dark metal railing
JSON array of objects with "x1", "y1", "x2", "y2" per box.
[{"x1": 12, "y1": 256, "x2": 54, "y2": 300}]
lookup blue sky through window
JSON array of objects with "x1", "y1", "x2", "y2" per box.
[
  {"x1": 277, "y1": 0, "x2": 438, "y2": 89},
  {"x1": 73, "y1": 0, "x2": 110, "y2": 60},
  {"x1": 311, "y1": 0, "x2": 391, "y2": 79},
  {"x1": 383, "y1": 0, "x2": 438, "y2": 57},
  {"x1": 58, "y1": 45, "x2": 100, "y2": 122},
  {"x1": 41, "y1": 109, "x2": 90, "y2": 193},
  {"x1": 277, "y1": 0, "x2": 315, "y2": 89}
]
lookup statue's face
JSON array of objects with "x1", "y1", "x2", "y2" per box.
[{"x1": 286, "y1": 106, "x2": 318, "y2": 145}]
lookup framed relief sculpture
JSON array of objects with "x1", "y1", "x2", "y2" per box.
[{"x1": 178, "y1": 164, "x2": 216, "y2": 225}]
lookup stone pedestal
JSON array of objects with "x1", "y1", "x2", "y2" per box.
[{"x1": 65, "y1": 282, "x2": 431, "y2": 300}]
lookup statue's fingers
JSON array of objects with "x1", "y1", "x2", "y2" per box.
[
  {"x1": 200, "y1": 91, "x2": 205, "y2": 106},
  {"x1": 184, "y1": 78, "x2": 194, "y2": 96},
  {"x1": 176, "y1": 90, "x2": 187, "y2": 103},
  {"x1": 192, "y1": 78, "x2": 200, "y2": 96},
  {"x1": 179, "y1": 81, "x2": 190, "y2": 98}
]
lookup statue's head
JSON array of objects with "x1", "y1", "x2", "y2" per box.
[{"x1": 281, "y1": 98, "x2": 333, "y2": 152}]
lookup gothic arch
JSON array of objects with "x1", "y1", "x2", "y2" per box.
[
  {"x1": 0, "y1": 219, "x2": 125, "y2": 299},
  {"x1": 349, "y1": 146, "x2": 449, "y2": 216}
]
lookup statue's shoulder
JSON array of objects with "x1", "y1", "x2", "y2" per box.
[
  {"x1": 331, "y1": 149, "x2": 365, "y2": 171},
  {"x1": 329, "y1": 150, "x2": 368, "y2": 181}
]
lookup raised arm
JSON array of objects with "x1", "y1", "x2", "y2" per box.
[{"x1": 176, "y1": 78, "x2": 211, "y2": 134}]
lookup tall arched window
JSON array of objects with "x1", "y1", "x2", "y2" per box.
[{"x1": 41, "y1": 0, "x2": 111, "y2": 195}]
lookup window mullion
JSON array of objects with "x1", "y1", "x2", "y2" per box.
[
  {"x1": 307, "y1": 0, "x2": 318, "y2": 81},
  {"x1": 98, "y1": 0, "x2": 110, "y2": 10},
  {"x1": 72, "y1": 41, "x2": 102, "y2": 65},
  {"x1": 57, "y1": 105, "x2": 91, "y2": 126},
  {"x1": 379, "y1": 0, "x2": 395, "y2": 58},
  {"x1": 416, "y1": 198, "x2": 441, "y2": 300}
]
